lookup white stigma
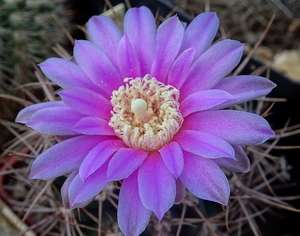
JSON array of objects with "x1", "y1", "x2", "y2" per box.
[{"x1": 131, "y1": 99, "x2": 148, "y2": 117}]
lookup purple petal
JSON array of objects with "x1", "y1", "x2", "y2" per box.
[
  {"x1": 212, "y1": 75, "x2": 276, "y2": 109},
  {"x1": 54, "y1": 135, "x2": 77, "y2": 142},
  {"x1": 107, "y1": 148, "x2": 148, "y2": 181},
  {"x1": 214, "y1": 145, "x2": 250, "y2": 173},
  {"x1": 30, "y1": 135, "x2": 105, "y2": 180},
  {"x1": 27, "y1": 107, "x2": 85, "y2": 135},
  {"x1": 61, "y1": 172, "x2": 76, "y2": 209},
  {"x1": 182, "y1": 110, "x2": 275, "y2": 145},
  {"x1": 159, "y1": 141, "x2": 184, "y2": 177},
  {"x1": 167, "y1": 48, "x2": 195, "y2": 88},
  {"x1": 61, "y1": 171, "x2": 94, "y2": 209},
  {"x1": 175, "y1": 180, "x2": 186, "y2": 204},
  {"x1": 180, "y1": 39, "x2": 243, "y2": 100},
  {"x1": 69, "y1": 160, "x2": 110, "y2": 206},
  {"x1": 118, "y1": 171, "x2": 152, "y2": 236},
  {"x1": 73, "y1": 117, "x2": 114, "y2": 135},
  {"x1": 118, "y1": 34, "x2": 141, "y2": 78},
  {"x1": 87, "y1": 15, "x2": 122, "y2": 66},
  {"x1": 79, "y1": 139, "x2": 125, "y2": 181},
  {"x1": 58, "y1": 87, "x2": 111, "y2": 120},
  {"x1": 179, "y1": 152, "x2": 230, "y2": 205},
  {"x1": 174, "y1": 130, "x2": 235, "y2": 159},
  {"x1": 74, "y1": 40, "x2": 122, "y2": 95},
  {"x1": 124, "y1": 6, "x2": 156, "y2": 76},
  {"x1": 151, "y1": 15, "x2": 184, "y2": 83},
  {"x1": 138, "y1": 152, "x2": 176, "y2": 220},
  {"x1": 180, "y1": 89, "x2": 235, "y2": 117},
  {"x1": 179, "y1": 12, "x2": 219, "y2": 61},
  {"x1": 15, "y1": 101, "x2": 65, "y2": 124},
  {"x1": 39, "y1": 58, "x2": 98, "y2": 92}
]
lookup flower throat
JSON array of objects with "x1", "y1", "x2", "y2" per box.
[{"x1": 109, "y1": 75, "x2": 183, "y2": 152}]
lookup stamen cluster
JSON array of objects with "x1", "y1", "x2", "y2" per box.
[{"x1": 109, "y1": 75, "x2": 183, "y2": 151}]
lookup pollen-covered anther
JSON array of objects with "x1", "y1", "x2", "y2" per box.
[{"x1": 109, "y1": 75, "x2": 183, "y2": 152}]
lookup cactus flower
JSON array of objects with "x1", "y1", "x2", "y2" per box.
[{"x1": 16, "y1": 6, "x2": 275, "y2": 236}]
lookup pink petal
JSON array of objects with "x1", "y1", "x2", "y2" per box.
[
  {"x1": 58, "y1": 87, "x2": 111, "y2": 120},
  {"x1": 15, "y1": 101, "x2": 65, "y2": 124},
  {"x1": 87, "y1": 15, "x2": 122, "y2": 66},
  {"x1": 79, "y1": 139, "x2": 125, "y2": 181},
  {"x1": 118, "y1": 171, "x2": 152, "y2": 236},
  {"x1": 182, "y1": 110, "x2": 275, "y2": 145},
  {"x1": 174, "y1": 130, "x2": 235, "y2": 159},
  {"x1": 74, "y1": 40, "x2": 122, "y2": 96},
  {"x1": 73, "y1": 117, "x2": 114, "y2": 135},
  {"x1": 54, "y1": 135, "x2": 77, "y2": 142},
  {"x1": 167, "y1": 48, "x2": 195, "y2": 88},
  {"x1": 179, "y1": 152, "x2": 230, "y2": 205},
  {"x1": 39, "y1": 58, "x2": 98, "y2": 92},
  {"x1": 212, "y1": 75, "x2": 276, "y2": 109},
  {"x1": 180, "y1": 39, "x2": 243, "y2": 100},
  {"x1": 159, "y1": 141, "x2": 184, "y2": 177},
  {"x1": 30, "y1": 135, "x2": 105, "y2": 180},
  {"x1": 107, "y1": 148, "x2": 148, "y2": 181},
  {"x1": 180, "y1": 89, "x2": 235, "y2": 117},
  {"x1": 118, "y1": 34, "x2": 141, "y2": 78},
  {"x1": 60, "y1": 171, "x2": 78, "y2": 209},
  {"x1": 27, "y1": 107, "x2": 85, "y2": 135},
  {"x1": 124, "y1": 6, "x2": 156, "y2": 76},
  {"x1": 214, "y1": 145, "x2": 250, "y2": 173},
  {"x1": 175, "y1": 180, "x2": 186, "y2": 204},
  {"x1": 61, "y1": 171, "x2": 94, "y2": 209},
  {"x1": 151, "y1": 15, "x2": 184, "y2": 83},
  {"x1": 69, "y1": 160, "x2": 110, "y2": 206},
  {"x1": 61, "y1": 172, "x2": 76, "y2": 209},
  {"x1": 179, "y1": 12, "x2": 219, "y2": 61},
  {"x1": 138, "y1": 152, "x2": 176, "y2": 220}
]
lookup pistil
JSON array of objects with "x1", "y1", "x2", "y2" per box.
[{"x1": 131, "y1": 99, "x2": 151, "y2": 123}]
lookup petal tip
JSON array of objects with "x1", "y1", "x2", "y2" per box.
[
  {"x1": 38, "y1": 59, "x2": 50, "y2": 68},
  {"x1": 29, "y1": 170, "x2": 44, "y2": 180},
  {"x1": 28, "y1": 172, "x2": 37, "y2": 179},
  {"x1": 78, "y1": 170, "x2": 88, "y2": 182},
  {"x1": 260, "y1": 128, "x2": 276, "y2": 143},
  {"x1": 15, "y1": 112, "x2": 25, "y2": 124}
]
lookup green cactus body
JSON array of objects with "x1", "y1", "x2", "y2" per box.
[{"x1": 0, "y1": 0, "x2": 72, "y2": 92}]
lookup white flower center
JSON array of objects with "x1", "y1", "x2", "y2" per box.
[{"x1": 109, "y1": 75, "x2": 183, "y2": 152}]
